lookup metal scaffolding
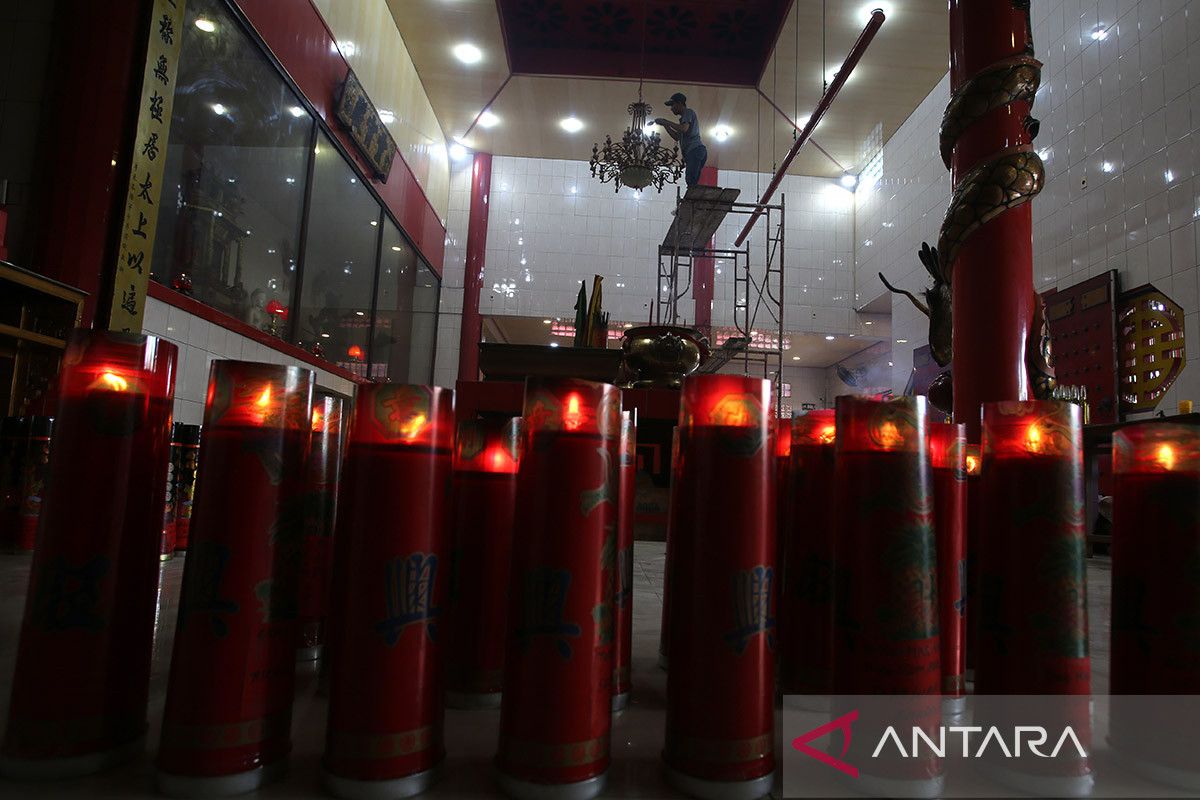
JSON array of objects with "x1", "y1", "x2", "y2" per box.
[{"x1": 656, "y1": 185, "x2": 786, "y2": 413}]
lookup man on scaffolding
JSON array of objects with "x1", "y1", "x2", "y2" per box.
[{"x1": 655, "y1": 92, "x2": 707, "y2": 188}]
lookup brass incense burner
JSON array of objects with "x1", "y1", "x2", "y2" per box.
[{"x1": 621, "y1": 325, "x2": 707, "y2": 389}]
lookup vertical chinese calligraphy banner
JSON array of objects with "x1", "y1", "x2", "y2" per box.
[{"x1": 107, "y1": 0, "x2": 186, "y2": 333}]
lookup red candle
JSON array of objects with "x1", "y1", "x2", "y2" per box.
[
  {"x1": 445, "y1": 414, "x2": 523, "y2": 708},
  {"x1": 1109, "y1": 423, "x2": 1200, "y2": 788},
  {"x1": 170, "y1": 423, "x2": 201, "y2": 551},
  {"x1": 156, "y1": 361, "x2": 313, "y2": 796},
  {"x1": 664, "y1": 375, "x2": 775, "y2": 799},
  {"x1": 160, "y1": 427, "x2": 177, "y2": 561},
  {"x1": 780, "y1": 409, "x2": 836, "y2": 697},
  {"x1": 963, "y1": 440, "x2": 981, "y2": 680},
  {"x1": 976, "y1": 400, "x2": 1091, "y2": 794},
  {"x1": 322, "y1": 384, "x2": 454, "y2": 797},
  {"x1": 928, "y1": 421, "x2": 967, "y2": 714},
  {"x1": 658, "y1": 425, "x2": 683, "y2": 671},
  {"x1": 496, "y1": 378, "x2": 619, "y2": 800},
  {"x1": 774, "y1": 415, "x2": 792, "y2": 574},
  {"x1": 17, "y1": 416, "x2": 53, "y2": 553},
  {"x1": 832, "y1": 395, "x2": 942, "y2": 794},
  {"x1": 0, "y1": 416, "x2": 29, "y2": 551},
  {"x1": 613, "y1": 409, "x2": 637, "y2": 711},
  {"x1": 296, "y1": 391, "x2": 345, "y2": 662},
  {"x1": 1, "y1": 331, "x2": 176, "y2": 778}
]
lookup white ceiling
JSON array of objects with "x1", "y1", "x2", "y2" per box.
[{"x1": 390, "y1": 0, "x2": 951, "y2": 178}]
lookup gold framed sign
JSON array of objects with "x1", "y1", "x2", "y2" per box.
[
  {"x1": 1118, "y1": 284, "x2": 1186, "y2": 412},
  {"x1": 108, "y1": 0, "x2": 187, "y2": 333},
  {"x1": 334, "y1": 69, "x2": 398, "y2": 182}
]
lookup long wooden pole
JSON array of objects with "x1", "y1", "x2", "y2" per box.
[{"x1": 733, "y1": 10, "x2": 885, "y2": 247}]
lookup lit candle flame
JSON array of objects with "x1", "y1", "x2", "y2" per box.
[
  {"x1": 876, "y1": 421, "x2": 902, "y2": 449},
  {"x1": 311, "y1": 407, "x2": 324, "y2": 432},
  {"x1": 256, "y1": 385, "x2": 272, "y2": 408},
  {"x1": 564, "y1": 393, "x2": 584, "y2": 431},
  {"x1": 819, "y1": 425, "x2": 836, "y2": 445},
  {"x1": 965, "y1": 454, "x2": 980, "y2": 475},
  {"x1": 97, "y1": 371, "x2": 129, "y2": 392},
  {"x1": 491, "y1": 448, "x2": 508, "y2": 471},
  {"x1": 401, "y1": 413, "x2": 427, "y2": 440},
  {"x1": 1026, "y1": 424, "x2": 1043, "y2": 453},
  {"x1": 1156, "y1": 443, "x2": 1176, "y2": 471}
]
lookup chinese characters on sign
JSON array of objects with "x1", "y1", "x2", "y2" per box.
[
  {"x1": 334, "y1": 69, "x2": 398, "y2": 182},
  {"x1": 108, "y1": 0, "x2": 187, "y2": 333}
]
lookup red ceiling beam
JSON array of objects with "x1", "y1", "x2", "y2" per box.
[{"x1": 734, "y1": 9, "x2": 886, "y2": 247}]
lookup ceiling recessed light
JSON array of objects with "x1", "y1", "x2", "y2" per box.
[
  {"x1": 840, "y1": 173, "x2": 858, "y2": 188},
  {"x1": 888, "y1": 361, "x2": 894, "y2": 366},
  {"x1": 369, "y1": 220, "x2": 378, "y2": 226},
  {"x1": 549, "y1": 342, "x2": 560, "y2": 348},
  {"x1": 864, "y1": 320, "x2": 873, "y2": 325},
  {"x1": 287, "y1": 105, "x2": 305, "y2": 118},
  {"x1": 792, "y1": 356, "x2": 801, "y2": 361},
  {"x1": 211, "y1": 103, "x2": 227, "y2": 115},
  {"x1": 378, "y1": 109, "x2": 395, "y2": 124},
  {"x1": 1091, "y1": 25, "x2": 1108, "y2": 40},
  {"x1": 711, "y1": 124, "x2": 734, "y2": 142},
  {"x1": 391, "y1": 245, "x2": 402, "y2": 252},
  {"x1": 825, "y1": 335, "x2": 836, "y2": 341},
  {"x1": 285, "y1": 177, "x2": 296, "y2": 184},
  {"x1": 560, "y1": 116, "x2": 584, "y2": 133},
  {"x1": 453, "y1": 43, "x2": 483, "y2": 64},
  {"x1": 478, "y1": 110, "x2": 500, "y2": 128},
  {"x1": 355, "y1": 311, "x2": 365, "y2": 316},
  {"x1": 320, "y1": 332, "x2": 331, "y2": 339},
  {"x1": 794, "y1": 114, "x2": 811, "y2": 129},
  {"x1": 194, "y1": 18, "x2": 216, "y2": 32},
  {"x1": 896, "y1": 339, "x2": 908, "y2": 343},
  {"x1": 449, "y1": 142, "x2": 469, "y2": 161},
  {"x1": 1101, "y1": 161, "x2": 1114, "y2": 173},
  {"x1": 543, "y1": 319, "x2": 552, "y2": 324}
]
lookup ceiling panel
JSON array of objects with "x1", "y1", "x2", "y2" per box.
[
  {"x1": 495, "y1": 0, "x2": 793, "y2": 86},
  {"x1": 390, "y1": 0, "x2": 950, "y2": 178}
]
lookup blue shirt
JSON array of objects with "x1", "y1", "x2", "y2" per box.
[{"x1": 678, "y1": 108, "x2": 702, "y2": 154}]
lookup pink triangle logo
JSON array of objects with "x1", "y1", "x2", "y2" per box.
[{"x1": 791, "y1": 709, "x2": 860, "y2": 778}]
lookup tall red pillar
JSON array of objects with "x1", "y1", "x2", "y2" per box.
[
  {"x1": 693, "y1": 165, "x2": 718, "y2": 337},
  {"x1": 946, "y1": 0, "x2": 1042, "y2": 440},
  {"x1": 458, "y1": 152, "x2": 492, "y2": 382}
]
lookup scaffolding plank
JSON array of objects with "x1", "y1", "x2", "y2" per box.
[{"x1": 659, "y1": 186, "x2": 741, "y2": 254}]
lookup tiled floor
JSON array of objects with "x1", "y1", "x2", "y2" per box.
[{"x1": 0, "y1": 544, "x2": 1113, "y2": 798}]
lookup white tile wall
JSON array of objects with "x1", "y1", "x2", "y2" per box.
[
  {"x1": 435, "y1": 155, "x2": 874, "y2": 383},
  {"x1": 856, "y1": 0, "x2": 1200, "y2": 407},
  {"x1": 477, "y1": 157, "x2": 859, "y2": 332},
  {"x1": 141, "y1": 296, "x2": 357, "y2": 425}
]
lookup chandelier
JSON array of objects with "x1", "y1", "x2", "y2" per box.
[{"x1": 589, "y1": 85, "x2": 682, "y2": 192}]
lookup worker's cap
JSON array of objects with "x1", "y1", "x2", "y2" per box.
[{"x1": 664, "y1": 92, "x2": 687, "y2": 106}]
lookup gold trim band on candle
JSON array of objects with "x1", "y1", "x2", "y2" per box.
[
  {"x1": 326, "y1": 725, "x2": 435, "y2": 761},
  {"x1": 498, "y1": 736, "x2": 608, "y2": 769},
  {"x1": 159, "y1": 712, "x2": 290, "y2": 751}
]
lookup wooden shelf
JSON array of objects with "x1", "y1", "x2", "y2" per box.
[
  {"x1": 0, "y1": 260, "x2": 87, "y2": 416},
  {"x1": 0, "y1": 322, "x2": 66, "y2": 350}
]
